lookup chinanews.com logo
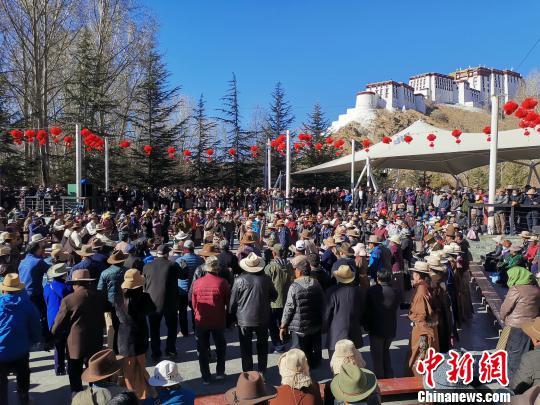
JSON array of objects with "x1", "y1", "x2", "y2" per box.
[{"x1": 415, "y1": 348, "x2": 512, "y2": 404}]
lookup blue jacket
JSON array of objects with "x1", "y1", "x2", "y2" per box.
[
  {"x1": 177, "y1": 253, "x2": 204, "y2": 295},
  {"x1": 18, "y1": 253, "x2": 50, "y2": 297},
  {"x1": 0, "y1": 291, "x2": 41, "y2": 362},
  {"x1": 368, "y1": 245, "x2": 383, "y2": 280},
  {"x1": 70, "y1": 253, "x2": 109, "y2": 280},
  {"x1": 278, "y1": 227, "x2": 291, "y2": 250},
  {"x1": 98, "y1": 265, "x2": 125, "y2": 304},
  {"x1": 143, "y1": 387, "x2": 195, "y2": 405},
  {"x1": 43, "y1": 280, "x2": 73, "y2": 329}
]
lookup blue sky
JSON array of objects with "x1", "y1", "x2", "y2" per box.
[{"x1": 144, "y1": 0, "x2": 540, "y2": 129}]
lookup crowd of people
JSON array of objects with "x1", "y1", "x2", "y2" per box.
[{"x1": 0, "y1": 182, "x2": 539, "y2": 404}]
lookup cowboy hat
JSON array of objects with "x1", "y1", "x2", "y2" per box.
[
  {"x1": 300, "y1": 229, "x2": 312, "y2": 239},
  {"x1": 0, "y1": 246, "x2": 11, "y2": 257},
  {"x1": 121, "y1": 269, "x2": 144, "y2": 289},
  {"x1": 30, "y1": 233, "x2": 46, "y2": 244},
  {"x1": 347, "y1": 229, "x2": 360, "y2": 238},
  {"x1": 278, "y1": 349, "x2": 312, "y2": 390},
  {"x1": 338, "y1": 242, "x2": 354, "y2": 257},
  {"x1": 0, "y1": 231, "x2": 13, "y2": 243},
  {"x1": 530, "y1": 235, "x2": 539, "y2": 242},
  {"x1": 75, "y1": 245, "x2": 94, "y2": 257},
  {"x1": 330, "y1": 363, "x2": 377, "y2": 403},
  {"x1": 520, "y1": 231, "x2": 532, "y2": 239},
  {"x1": 333, "y1": 235, "x2": 345, "y2": 244},
  {"x1": 204, "y1": 256, "x2": 220, "y2": 273},
  {"x1": 330, "y1": 339, "x2": 366, "y2": 375},
  {"x1": 224, "y1": 371, "x2": 277, "y2": 404},
  {"x1": 334, "y1": 265, "x2": 355, "y2": 284},
  {"x1": 367, "y1": 235, "x2": 381, "y2": 244},
  {"x1": 199, "y1": 243, "x2": 219, "y2": 257},
  {"x1": 0, "y1": 273, "x2": 25, "y2": 292},
  {"x1": 240, "y1": 253, "x2": 265, "y2": 273},
  {"x1": 388, "y1": 234, "x2": 401, "y2": 244},
  {"x1": 521, "y1": 317, "x2": 540, "y2": 342},
  {"x1": 492, "y1": 235, "x2": 503, "y2": 244},
  {"x1": 509, "y1": 245, "x2": 522, "y2": 253},
  {"x1": 174, "y1": 231, "x2": 189, "y2": 241},
  {"x1": 95, "y1": 224, "x2": 106, "y2": 232},
  {"x1": 412, "y1": 261, "x2": 430, "y2": 274},
  {"x1": 324, "y1": 237, "x2": 337, "y2": 248},
  {"x1": 107, "y1": 250, "x2": 128, "y2": 265},
  {"x1": 66, "y1": 269, "x2": 96, "y2": 284},
  {"x1": 425, "y1": 256, "x2": 445, "y2": 272},
  {"x1": 240, "y1": 233, "x2": 257, "y2": 245},
  {"x1": 81, "y1": 349, "x2": 123, "y2": 383},
  {"x1": 275, "y1": 220, "x2": 285, "y2": 227},
  {"x1": 149, "y1": 360, "x2": 184, "y2": 387},
  {"x1": 353, "y1": 243, "x2": 367, "y2": 257},
  {"x1": 47, "y1": 263, "x2": 68, "y2": 279}
]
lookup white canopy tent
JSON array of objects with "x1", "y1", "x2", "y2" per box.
[{"x1": 296, "y1": 120, "x2": 540, "y2": 176}]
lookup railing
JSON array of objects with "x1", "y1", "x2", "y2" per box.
[
  {"x1": 469, "y1": 203, "x2": 539, "y2": 235},
  {"x1": 23, "y1": 196, "x2": 90, "y2": 213}
]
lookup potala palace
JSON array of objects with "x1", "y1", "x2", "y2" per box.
[{"x1": 330, "y1": 66, "x2": 523, "y2": 132}]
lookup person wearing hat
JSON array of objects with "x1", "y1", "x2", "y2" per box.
[
  {"x1": 497, "y1": 245, "x2": 526, "y2": 286},
  {"x1": 499, "y1": 266, "x2": 540, "y2": 376},
  {"x1": 224, "y1": 370, "x2": 277, "y2": 405},
  {"x1": 217, "y1": 239, "x2": 241, "y2": 280},
  {"x1": 145, "y1": 360, "x2": 195, "y2": 405},
  {"x1": 281, "y1": 258, "x2": 324, "y2": 369},
  {"x1": 324, "y1": 264, "x2": 364, "y2": 361},
  {"x1": 428, "y1": 257, "x2": 454, "y2": 354},
  {"x1": 143, "y1": 245, "x2": 180, "y2": 360},
  {"x1": 70, "y1": 239, "x2": 110, "y2": 280},
  {"x1": 71, "y1": 349, "x2": 125, "y2": 404},
  {"x1": 0, "y1": 274, "x2": 40, "y2": 405},
  {"x1": 237, "y1": 231, "x2": 262, "y2": 262},
  {"x1": 51, "y1": 269, "x2": 110, "y2": 393},
  {"x1": 221, "y1": 210, "x2": 236, "y2": 251},
  {"x1": 331, "y1": 242, "x2": 358, "y2": 285},
  {"x1": 522, "y1": 187, "x2": 539, "y2": 232},
  {"x1": 230, "y1": 253, "x2": 277, "y2": 374},
  {"x1": 308, "y1": 253, "x2": 332, "y2": 291},
  {"x1": 329, "y1": 363, "x2": 378, "y2": 405},
  {"x1": 387, "y1": 234, "x2": 404, "y2": 301},
  {"x1": 43, "y1": 263, "x2": 72, "y2": 375},
  {"x1": 98, "y1": 250, "x2": 129, "y2": 352},
  {"x1": 276, "y1": 220, "x2": 291, "y2": 259},
  {"x1": 299, "y1": 229, "x2": 318, "y2": 256},
  {"x1": 406, "y1": 261, "x2": 439, "y2": 377},
  {"x1": 269, "y1": 348, "x2": 322, "y2": 404},
  {"x1": 367, "y1": 235, "x2": 384, "y2": 282},
  {"x1": 115, "y1": 269, "x2": 155, "y2": 399},
  {"x1": 18, "y1": 240, "x2": 50, "y2": 341},
  {"x1": 290, "y1": 240, "x2": 308, "y2": 268},
  {"x1": 510, "y1": 317, "x2": 540, "y2": 395},
  {"x1": 524, "y1": 235, "x2": 539, "y2": 272},
  {"x1": 321, "y1": 237, "x2": 337, "y2": 274},
  {"x1": 191, "y1": 256, "x2": 231, "y2": 384},
  {"x1": 263, "y1": 243, "x2": 292, "y2": 354},
  {"x1": 365, "y1": 268, "x2": 399, "y2": 379},
  {"x1": 176, "y1": 240, "x2": 204, "y2": 337}
]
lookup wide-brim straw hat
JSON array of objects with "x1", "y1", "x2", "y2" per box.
[
  {"x1": 121, "y1": 268, "x2": 144, "y2": 289},
  {"x1": 174, "y1": 231, "x2": 189, "y2": 241},
  {"x1": 300, "y1": 229, "x2": 312, "y2": 239},
  {"x1": 330, "y1": 363, "x2": 378, "y2": 403},
  {"x1": 240, "y1": 252, "x2": 265, "y2": 273},
  {"x1": 51, "y1": 249, "x2": 70, "y2": 263},
  {"x1": 81, "y1": 349, "x2": 123, "y2": 383},
  {"x1": 367, "y1": 235, "x2": 381, "y2": 244},
  {"x1": 425, "y1": 256, "x2": 445, "y2": 272},
  {"x1": 334, "y1": 264, "x2": 355, "y2": 284},
  {"x1": 30, "y1": 233, "x2": 46, "y2": 244},
  {"x1": 353, "y1": 243, "x2": 367, "y2": 257},
  {"x1": 324, "y1": 237, "x2": 337, "y2": 248},
  {"x1": 76, "y1": 245, "x2": 94, "y2": 257},
  {"x1": 520, "y1": 231, "x2": 532, "y2": 239},
  {"x1": 412, "y1": 261, "x2": 430, "y2": 274},
  {"x1": 278, "y1": 349, "x2": 312, "y2": 389},
  {"x1": 47, "y1": 263, "x2": 68, "y2": 278},
  {"x1": 66, "y1": 269, "x2": 96, "y2": 284},
  {"x1": 388, "y1": 235, "x2": 401, "y2": 244},
  {"x1": 330, "y1": 339, "x2": 367, "y2": 375},
  {"x1": 149, "y1": 360, "x2": 184, "y2": 387},
  {"x1": 107, "y1": 250, "x2": 128, "y2": 265},
  {"x1": 204, "y1": 256, "x2": 220, "y2": 273},
  {"x1": 199, "y1": 243, "x2": 219, "y2": 257},
  {"x1": 521, "y1": 317, "x2": 540, "y2": 341},
  {"x1": 0, "y1": 273, "x2": 25, "y2": 292},
  {"x1": 224, "y1": 371, "x2": 277, "y2": 404},
  {"x1": 240, "y1": 233, "x2": 257, "y2": 245}
]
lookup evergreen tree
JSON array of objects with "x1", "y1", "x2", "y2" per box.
[
  {"x1": 130, "y1": 47, "x2": 184, "y2": 187},
  {"x1": 264, "y1": 82, "x2": 295, "y2": 185},
  {"x1": 298, "y1": 103, "x2": 332, "y2": 168},
  {"x1": 191, "y1": 95, "x2": 218, "y2": 186},
  {"x1": 217, "y1": 73, "x2": 254, "y2": 187}
]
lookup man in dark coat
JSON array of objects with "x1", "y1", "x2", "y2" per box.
[
  {"x1": 51, "y1": 269, "x2": 110, "y2": 393},
  {"x1": 364, "y1": 269, "x2": 399, "y2": 378},
  {"x1": 324, "y1": 264, "x2": 364, "y2": 358},
  {"x1": 229, "y1": 253, "x2": 277, "y2": 374},
  {"x1": 281, "y1": 258, "x2": 325, "y2": 369},
  {"x1": 143, "y1": 245, "x2": 180, "y2": 360},
  {"x1": 70, "y1": 240, "x2": 109, "y2": 280}
]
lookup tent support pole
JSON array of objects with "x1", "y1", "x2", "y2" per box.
[
  {"x1": 366, "y1": 156, "x2": 371, "y2": 188},
  {"x1": 285, "y1": 130, "x2": 291, "y2": 208},
  {"x1": 487, "y1": 77, "x2": 499, "y2": 235},
  {"x1": 350, "y1": 140, "x2": 355, "y2": 205}
]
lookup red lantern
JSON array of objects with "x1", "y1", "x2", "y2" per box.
[
  {"x1": 382, "y1": 136, "x2": 392, "y2": 144},
  {"x1": 119, "y1": 140, "x2": 130, "y2": 148},
  {"x1": 456, "y1": 139, "x2": 461, "y2": 144},
  {"x1": 250, "y1": 145, "x2": 259, "y2": 152},
  {"x1": 525, "y1": 111, "x2": 538, "y2": 122},
  {"x1": 429, "y1": 142, "x2": 434, "y2": 148},
  {"x1": 143, "y1": 145, "x2": 152, "y2": 156},
  {"x1": 503, "y1": 100, "x2": 519, "y2": 115},
  {"x1": 63, "y1": 136, "x2": 73, "y2": 146},
  {"x1": 403, "y1": 135, "x2": 413, "y2": 144},
  {"x1": 334, "y1": 139, "x2": 345, "y2": 149},
  {"x1": 362, "y1": 139, "x2": 371, "y2": 149},
  {"x1": 206, "y1": 148, "x2": 214, "y2": 156},
  {"x1": 183, "y1": 150, "x2": 191, "y2": 157},
  {"x1": 335, "y1": 151, "x2": 342, "y2": 157},
  {"x1": 515, "y1": 108, "x2": 527, "y2": 119},
  {"x1": 521, "y1": 97, "x2": 538, "y2": 110},
  {"x1": 81, "y1": 128, "x2": 91, "y2": 138},
  {"x1": 451, "y1": 129, "x2": 462, "y2": 138},
  {"x1": 314, "y1": 142, "x2": 323, "y2": 151},
  {"x1": 25, "y1": 129, "x2": 35, "y2": 139},
  {"x1": 325, "y1": 137, "x2": 334, "y2": 145},
  {"x1": 50, "y1": 126, "x2": 62, "y2": 136},
  {"x1": 524, "y1": 130, "x2": 530, "y2": 136},
  {"x1": 519, "y1": 120, "x2": 527, "y2": 128},
  {"x1": 487, "y1": 136, "x2": 491, "y2": 142},
  {"x1": 427, "y1": 133, "x2": 437, "y2": 142},
  {"x1": 294, "y1": 142, "x2": 302, "y2": 151},
  {"x1": 228, "y1": 148, "x2": 236, "y2": 156},
  {"x1": 482, "y1": 126, "x2": 491, "y2": 135}
]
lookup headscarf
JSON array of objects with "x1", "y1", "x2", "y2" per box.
[{"x1": 507, "y1": 266, "x2": 534, "y2": 287}]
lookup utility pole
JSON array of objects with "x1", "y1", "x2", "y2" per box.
[
  {"x1": 75, "y1": 124, "x2": 82, "y2": 199},
  {"x1": 285, "y1": 130, "x2": 291, "y2": 207},
  {"x1": 487, "y1": 72, "x2": 499, "y2": 234}
]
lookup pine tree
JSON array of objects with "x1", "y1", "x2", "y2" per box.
[
  {"x1": 217, "y1": 73, "x2": 254, "y2": 187},
  {"x1": 191, "y1": 95, "x2": 218, "y2": 186},
  {"x1": 264, "y1": 82, "x2": 295, "y2": 185},
  {"x1": 298, "y1": 103, "x2": 332, "y2": 168},
  {"x1": 130, "y1": 48, "x2": 184, "y2": 187}
]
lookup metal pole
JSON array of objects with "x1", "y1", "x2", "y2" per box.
[
  {"x1": 350, "y1": 139, "x2": 355, "y2": 196},
  {"x1": 285, "y1": 130, "x2": 291, "y2": 207},
  {"x1": 75, "y1": 124, "x2": 82, "y2": 199},
  {"x1": 366, "y1": 156, "x2": 371, "y2": 188},
  {"x1": 104, "y1": 138, "x2": 110, "y2": 192},
  {"x1": 267, "y1": 138, "x2": 272, "y2": 190},
  {"x1": 487, "y1": 73, "x2": 499, "y2": 234}
]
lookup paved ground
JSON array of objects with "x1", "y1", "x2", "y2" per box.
[{"x1": 6, "y1": 277, "x2": 502, "y2": 404}]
